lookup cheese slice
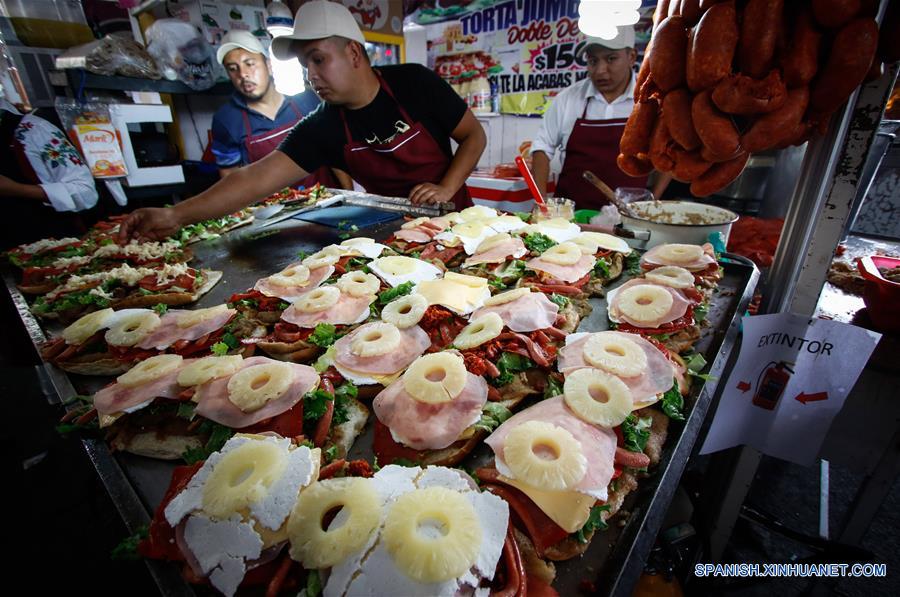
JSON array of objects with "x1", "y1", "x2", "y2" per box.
[
  {"x1": 497, "y1": 474, "x2": 594, "y2": 533},
  {"x1": 415, "y1": 277, "x2": 491, "y2": 315}
]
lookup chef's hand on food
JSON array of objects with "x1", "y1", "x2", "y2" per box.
[
  {"x1": 409, "y1": 182, "x2": 454, "y2": 205},
  {"x1": 118, "y1": 207, "x2": 182, "y2": 244}
]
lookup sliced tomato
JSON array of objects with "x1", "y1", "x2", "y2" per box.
[
  {"x1": 139, "y1": 462, "x2": 203, "y2": 561},
  {"x1": 373, "y1": 419, "x2": 428, "y2": 465},
  {"x1": 242, "y1": 402, "x2": 304, "y2": 438},
  {"x1": 616, "y1": 306, "x2": 695, "y2": 336}
]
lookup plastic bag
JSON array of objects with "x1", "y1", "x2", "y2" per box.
[
  {"x1": 144, "y1": 19, "x2": 217, "y2": 91},
  {"x1": 56, "y1": 35, "x2": 161, "y2": 79},
  {"x1": 55, "y1": 99, "x2": 127, "y2": 179}
]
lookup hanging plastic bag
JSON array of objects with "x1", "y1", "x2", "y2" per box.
[
  {"x1": 144, "y1": 19, "x2": 217, "y2": 91},
  {"x1": 56, "y1": 35, "x2": 161, "y2": 80},
  {"x1": 55, "y1": 99, "x2": 128, "y2": 179}
]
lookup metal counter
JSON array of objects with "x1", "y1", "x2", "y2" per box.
[{"x1": 4, "y1": 213, "x2": 758, "y2": 596}]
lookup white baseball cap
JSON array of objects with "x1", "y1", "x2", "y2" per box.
[
  {"x1": 581, "y1": 25, "x2": 636, "y2": 55},
  {"x1": 271, "y1": 0, "x2": 366, "y2": 61},
  {"x1": 216, "y1": 30, "x2": 267, "y2": 65}
]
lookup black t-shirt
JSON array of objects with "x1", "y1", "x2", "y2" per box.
[{"x1": 278, "y1": 64, "x2": 468, "y2": 174}]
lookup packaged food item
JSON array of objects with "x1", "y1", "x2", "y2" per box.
[{"x1": 55, "y1": 101, "x2": 127, "y2": 179}]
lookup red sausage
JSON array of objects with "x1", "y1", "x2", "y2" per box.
[
  {"x1": 711, "y1": 71, "x2": 788, "y2": 115},
  {"x1": 741, "y1": 87, "x2": 810, "y2": 152},
  {"x1": 772, "y1": 120, "x2": 813, "y2": 150},
  {"x1": 781, "y1": 9, "x2": 822, "y2": 88},
  {"x1": 654, "y1": 0, "x2": 672, "y2": 31},
  {"x1": 650, "y1": 16, "x2": 688, "y2": 92},
  {"x1": 668, "y1": 0, "x2": 682, "y2": 17},
  {"x1": 618, "y1": 153, "x2": 655, "y2": 177},
  {"x1": 662, "y1": 89, "x2": 701, "y2": 150},
  {"x1": 808, "y1": 18, "x2": 878, "y2": 120},
  {"x1": 619, "y1": 100, "x2": 658, "y2": 156},
  {"x1": 812, "y1": 0, "x2": 861, "y2": 29},
  {"x1": 701, "y1": 146, "x2": 742, "y2": 163},
  {"x1": 698, "y1": 0, "x2": 722, "y2": 9},
  {"x1": 671, "y1": 149, "x2": 713, "y2": 182},
  {"x1": 680, "y1": 0, "x2": 703, "y2": 25},
  {"x1": 686, "y1": 1, "x2": 739, "y2": 92},
  {"x1": 649, "y1": 118, "x2": 676, "y2": 172},
  {"x1": 690, "y1": 152, "x2": 750, "y2": 197},
  {"x1": 737, "y1": 0, "x2": 783, "y2": 78},
  {"x1": 691, "y1": 90, "x2": 741, "y2": 158}
]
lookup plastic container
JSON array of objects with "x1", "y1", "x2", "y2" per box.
[
  {"x1": 857, "y1": 255, "x2": 900, "y2": 333},
  {"x1": 2, "y1": 0, "x2": 93, "y2": 49}
]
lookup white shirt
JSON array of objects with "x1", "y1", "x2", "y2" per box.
[
  {"x1": 530, "y1": 74, "x2": 636, "y2": 166},
  {"x1": 1, "y1": 99, "x2": 98, "y2": 212}
]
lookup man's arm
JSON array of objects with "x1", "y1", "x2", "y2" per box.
[
  {"x1": 0, "y1": 175, "x2": 47, "y2": 201},
  {"x1": 219, "y1": 166, "x2": 238, "y2": 178},
  {"x1": 531, "y1": 151, "x2": 551, "y2": 200},
  {"x1": 119, "y1": 150, "x2": 308, "y2": 242},
  {"x1": 409, "y1": 110, "x2": 486, "y2": 205},
  {"x1": 332, "y1": 168, "x2": 354, "y2": 190},
  {"x1": 529, "y1": 96, "x2": 564, "y2": 198}
]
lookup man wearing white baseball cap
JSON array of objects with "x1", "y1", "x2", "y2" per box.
[
  {"x1": 531, "y1": 26, "x2": 667, "y2": 209},
  {"x1": 210, "y1": 29, "x2": 341, "y2": 189},
  {"x1": 118, "y1": 1, "x2": 486, "y2": 242}
]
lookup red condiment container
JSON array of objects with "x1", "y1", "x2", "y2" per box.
[{"x1": 857, "y1": 256, "x2": 900, "y2": 333}]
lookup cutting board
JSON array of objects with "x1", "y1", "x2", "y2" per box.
[{"x1": 292, "y1": 206, "x2": 402, "y2": 229}]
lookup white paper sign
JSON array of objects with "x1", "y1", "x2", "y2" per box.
[{"x1": 701, "y1": 313, "x2": 881, "y2": 465}]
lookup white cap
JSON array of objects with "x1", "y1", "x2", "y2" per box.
[
  {"x1": 271, "y1": 0, "x2": 366, "y2": 61},
  {"x1": 216, "y1": 30, "x2": 267, "y2": 65},
  {"x1": 581, "y1": 25, "x2": 636, "y2": 55}
]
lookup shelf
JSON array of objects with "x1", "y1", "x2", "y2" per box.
[{"x1": 63, "y1": 69, "x2": 233, "y2": 96}]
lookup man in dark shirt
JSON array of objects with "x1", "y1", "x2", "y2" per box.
[{"x1": 119, "y1": 0, "x2": 485, "y2": 242}]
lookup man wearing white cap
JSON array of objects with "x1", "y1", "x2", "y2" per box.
[
  {"x1": 118, "y1": 1, "x2": 486, "y2": 242},
  {"x1": 531, "y1": 26, "x2": 664, "y2": 209},
  {"x1": 210, "y1": 29, "x2": 340, "y2": 188}
]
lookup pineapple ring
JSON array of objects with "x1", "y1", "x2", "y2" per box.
[
  {"x1": 177, "y1": 355, "x2": 243, "y2": 387},
  {"x1": 452, "y1": 221, "x2": 486, "y2": 240},
  {"x1": 383, "y1": 486, "x2": 482, "y2": 583},
  {"x1": 381, "y1": 293, "x2": 428, "y2": 329},
  {"x1": 403, "y1": 352, "x2": 468, "y2": 404},
  {"x1": 62, "y1": 308, "x2": 115, "y2": 345},
  {"x1": 475, "y1": 232, "x2": 512, "y2": 254},
  {"x1": 583, "y1": 333, "x2": 648, "y2": 378},
  {"x1": 117, "y1": 354, "x2": 183, "y2": 388},
  {"x1": 459, "y1": 205, "x2": 496, "y2": 221},
  {"x1": 570, "y1": 235, "x2": 600, "y2": 255},
  {"x1": 453, "y1": 312, "x2": 504, "y2": 350},
  {"x1": 563, "y1": 368, "x2": 633, "y2": 427},
  {"x1": 483, "y1": 287, "x2": 530, "y2": 307},
  {"x1": 287, "y1": 477, "x2": 381, "y2": 569},
  {"x1": 657, "y1": 243, "x2": 704, "y2": 265},
  {"x1": 373, "y1": 256, "x2": 416, "y2": 276},
  {"x1": 201, "y1": 440, "x2": 288, "y2": 519},
  {"x1": 104, "y1": 311, "x2": 161, "y2": 347},
  {"x1": 177, "y1": 304, "x2": 231, "y2": 329},
  {"x1": 294, "y1": 286, "x2": 341, "y2": 313},
  {"x1": 341, "y1": 237, "x2": 375, "y2": 248},
  {"x1": 401, "y1": 216, "x2": 431, "y2": 230},
  {"x1": 503, "y1": 421, "x2": 587, "y2": 491},
  {"x1": 617, "y1": 284, "x2": 675, "y2": 324},
  {"x1": 226, "y1": 362, "x2": 294, "y2": 412},
  {"x1": 541, "y1": 217, "x2": 572, "y2": 229},
  {"x1": 541, "y1": 242, "x2": 582, "y2": 266},
  {"x1": 336, "y1": 270, "x2": 380, "y2": 298},
  {"x1": 350, "y1": 322, "x2": 402, "y2": 357},
  {"x1": 302, "y1": 247, "x2": 342, "y2": 270},
  {"x1": 268, "y1": 264, "x2": 311, "y2": 288},
  {"x1": 645, "y1": 266, "x2": 695, "y2": 289}
]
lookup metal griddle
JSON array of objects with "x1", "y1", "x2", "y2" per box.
[{"x1": 3, "y1": 212, "x2": 758, "y2": 596}]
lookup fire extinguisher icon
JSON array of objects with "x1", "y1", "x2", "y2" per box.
[{"x1": 752, "y1": 361, "x2": 795, "y2": 410}]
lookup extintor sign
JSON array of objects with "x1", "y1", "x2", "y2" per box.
[{"x1": 701, "y1": 313, "x2": 881, "y2": 465}]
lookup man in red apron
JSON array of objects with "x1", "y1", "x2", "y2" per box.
[
  {"x1": 531, "y1": 27, "x2": 667, "y2": 210},
  {"x1": 119, "y1": 1, "x2": 485, "y2": 242},
  {"x1": 210, "y1": 30, "x2": 341, "y2": 188}
]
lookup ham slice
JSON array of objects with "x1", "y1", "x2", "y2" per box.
[
  {"x1": 607, "y1": 283, "x2": 691, "y2": 328},
  {"x1": 395, "y1": 229, "x2": 432, "y2": 243},
  {"x1": 558, "y1": 332, "x2": 676, "y2": 407},
  {"x1": 472, "y1": 292, "x2": 559, "y2": 333},
  {"x1": 485, "y1": 397, "x2": 616, "y2": 501},
  {"x1": 194, "y1": 356, "x2": 318, "y2": 429},
  {"x1": 334, "y1": 324, "x2": 430, "y2": 376},
  {"x1": 463, "y1": 238, "x2": 527, "y2": 266},
  {"x1": 138, "y1": 308, "x2": 236, "y2": 351},
  {"x1": 281, "y1": 291, "x2": 373, "y2": 328},
  {"x1": 641, "y1": 243, "x2": 717, "y2": 272},
  {"x1": 94, "y1": 364, "x2": 186, "y2": 418},
  {"x1": 373, "y1": 371, "x2": 488, "y2": 450},
  {"x1": 526, "y1": 254, "x2": 596, "y2": 283},
  {"x1": 253, "y1": 264, "x2": 334, "y2": 301}
]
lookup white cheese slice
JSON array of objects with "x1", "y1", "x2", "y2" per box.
[
  {"x1": 249, "y1": 443, "x2": 317, "y2": 531},
  {"x1": 183, "y1": 514, "x2": 263, "y2": 597},
  {"x1": 414, "y1": 278, "x2": 491, "y2": 315},
  {"x1": 494, "y1": 455, "x2": 609, "y2": 503},
  {"x1": 530, "y1": 219, "x2": 581, "y2": 243},
  {"x1": 369, "y1": 257, "x2": 442, "y2": 288},
  {"x1": 486, "y1": 215, "x2": 529, "y2": 234},
  {"x1": 496, "y1": 474, "x2": 594, "y2": 533},
  {"x1": 339, "y1": 238, "x2": 388, "y2": 259}
]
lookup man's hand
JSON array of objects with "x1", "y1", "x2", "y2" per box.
[
  {"x1": 409, "y1": 182, "x2": 455, "y2": 205},
  {"x1": 118, "y1": 207, "x2": 183, "y2": 244}
]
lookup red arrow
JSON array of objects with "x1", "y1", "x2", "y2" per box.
[
  {"x1": 736, "y1": 381, "x2": 751, "y2": 393},
  {"x1": 796, "y1": 391, "x2": 828, "y2": 404}
]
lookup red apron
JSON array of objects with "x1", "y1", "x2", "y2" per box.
[
  {"x1": 554, "y1": 98, "x2": 648, "y2": 210},
  {"x1": 241, "y1": 100, "x2": 336, "y2": 189},
  {"x1": 339, "y1": 72, "x2": 472, "y2": 210}
]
